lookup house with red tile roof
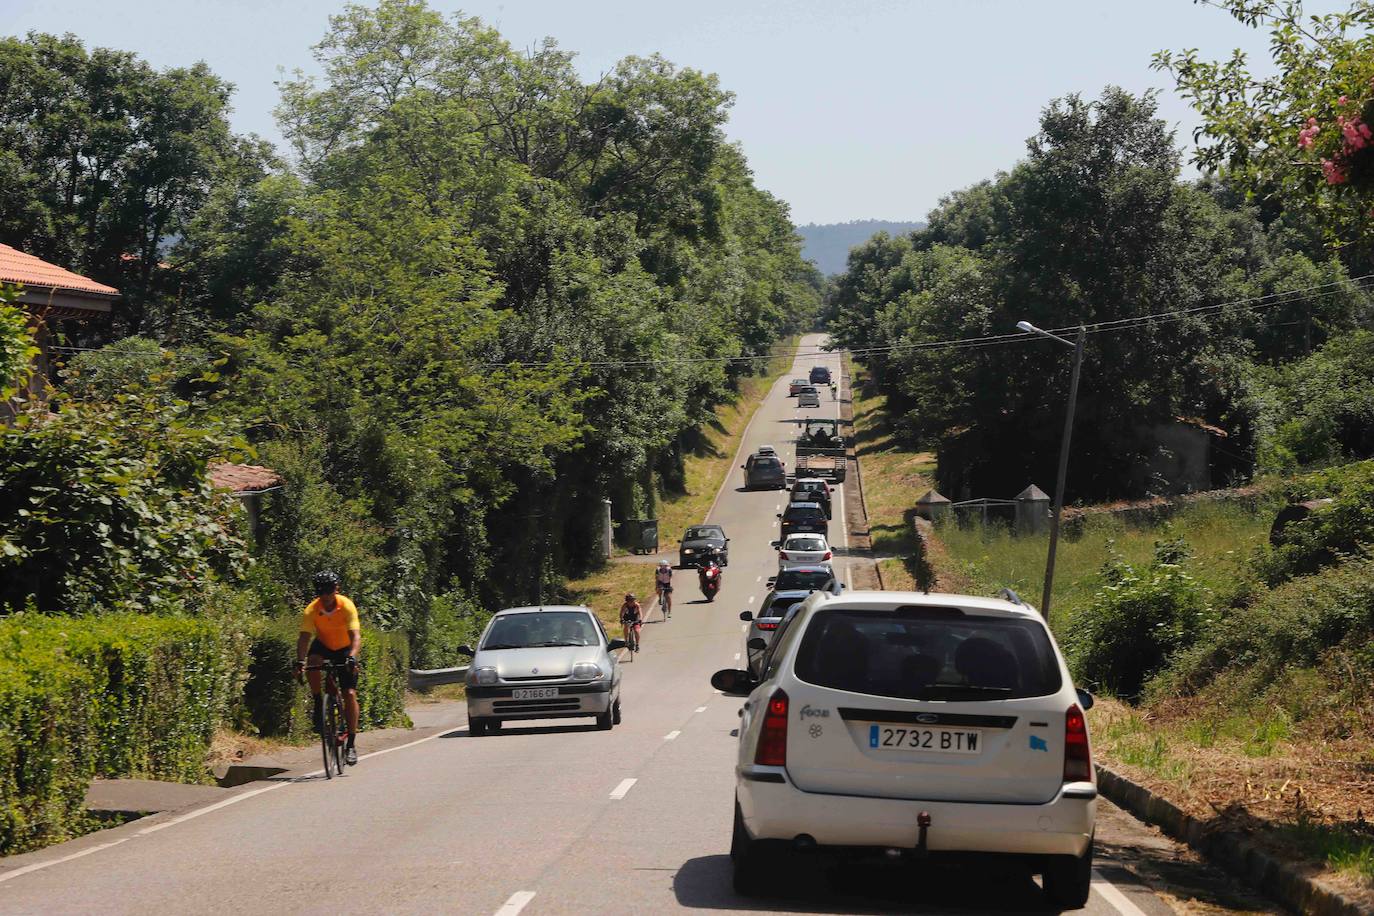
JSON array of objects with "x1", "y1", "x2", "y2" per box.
[{"x1": 1, "y1": 242, "x2": 118, "y2": 410}]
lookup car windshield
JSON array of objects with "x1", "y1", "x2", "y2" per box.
[
  {"x1": 794, "y1": 608, "x2": 1062, "y2": 701},
  {"x1": 482, "y1": 612, "x2": 599, "y2": 649},
  {"x1": 774, "y1": 570, "x2": 832, "y2": 591},
  {"x1": 685, "y1": 527, "x2": 720, "y2": 540},
  {"x1": 784, "y1": 536, "x2": 826, "y2": 552}
]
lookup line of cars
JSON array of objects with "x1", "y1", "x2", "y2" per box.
[
  {"x1": 787, "y1": 363, "x2": 830, "y2": 408},
  {"x1": 713, "y1": 365, "x2": 1100, "y2": 908}
]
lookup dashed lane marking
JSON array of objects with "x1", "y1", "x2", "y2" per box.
[
  {"x1": 664, "y1": 731, "x2": 681, "y2": 741},
  {"x1": 695, "y1": 706, "x2": 707, "y2": 713},
  {"x1": 755, "y1": 575, "x2": 761, "y2": 582},
  {"x1": 734, "y1": 653, "x2": 741, "y2": 661},
  {"x1": 495, "y1": 891, "x2": 537, "y2": 916},
  {"x1": 748, "y1": 595, "x2": 755, "y2": 603},
  {"x1": 609, "y1": 778, "x2": 637, "y2": 800},
  {"x1": 1091, "y1": 870, "x2": 1150, "y2": 916}
]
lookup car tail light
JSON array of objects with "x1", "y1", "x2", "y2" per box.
[
  {"x1": 1064, "y1": 704, "x2": 1092, "y2": 782},
  {"x1": 754, "y1": 689, "x2": 789, "y2": 766},
  {"x1": 756, "y1": 620, "x2": 779, "y2": 631},
  {"x1": 822, "y1": 551, "x2": 831, "y2": 560}
]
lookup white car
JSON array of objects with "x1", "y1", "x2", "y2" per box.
[
  {"x1": 712, "y1": 591, "x2": 1097, "y2": 907},
  {"x1": 776, "y1": 533, "x2": 831, "y2": 570}
]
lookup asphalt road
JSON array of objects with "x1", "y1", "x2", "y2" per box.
[{"x1": 0, "y1": 334, "x2": 1272, "y2": 916}]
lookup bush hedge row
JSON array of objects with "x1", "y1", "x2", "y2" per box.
[{"x1": 0, "y1": 613, "x2": 410, "y2": 855}]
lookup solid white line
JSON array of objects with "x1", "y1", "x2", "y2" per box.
[
  {"x1": 755, "y1": 575, "x2": 762, "y2": 582},
  {"x1": 609, "y1": 778, "x2": 637, "y2": 800},
  {"x1": 136, "y1": 780, "x2": 291, "y2": 835},
  {"x1": 1091, "y1": 870, "x2": 1150, "y2": 916},
  {"x1": 695, "y1": 706, "x2": 707, "y2": 713},
  {"x1": 0, "y1": 838, "x2": 132, "y2": 884},
  {"x1": 495, "y1": 890, "x2": 537, "y2": 916},
  {"x1": 664, "y1": 730, "x2": 681, "y2": 741}
]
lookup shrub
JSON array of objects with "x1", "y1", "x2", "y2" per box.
[
  {"x1": 1067, "y1": 539, "x2": 1214, "y2": 699},
  {"x1": 410, "y1": 590, "x2": 491, "y2": 670},
  {"x1": 0, "y1": 613, "x2": 249, "y2": 854},
  {"x1": 1260, "y1": 460, "x2": 1374, "y2": 584},
  {"x1": 242, "y1": 617, "x2": 410, "y2": 740}
]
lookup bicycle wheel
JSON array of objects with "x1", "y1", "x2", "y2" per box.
[
  {"x1": 320, "y1": 696, "x2": 335, "y2": 780},
  {"x1": 330, "y1": 696, "x2": 345, "y2": 776}
]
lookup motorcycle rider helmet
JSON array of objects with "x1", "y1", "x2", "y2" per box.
[{"x1": 312, "y1": 569, "x2": 340, "y2": 595}]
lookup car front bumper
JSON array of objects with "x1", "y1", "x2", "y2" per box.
[
  {"x1": 736, "y1": 768, "x2": 1095, "y2": 858},
  {"x1": 467, "y1": 682, "x2": 613, "y2": 720}
]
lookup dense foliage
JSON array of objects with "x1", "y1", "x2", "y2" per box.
[
  {"x1": 829, "y1": 88, "x2": 1368, "y2": 499},
  {"x1": 0, "y1": 284, "x2": 37, "y2": 400}
]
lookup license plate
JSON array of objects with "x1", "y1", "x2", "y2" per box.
[
  {"x1": 868, "y1": 724, "x2": 982, "y2": 754},
  {"x1": 512, "y1": 687, "x2": 558, "y2": 700}
]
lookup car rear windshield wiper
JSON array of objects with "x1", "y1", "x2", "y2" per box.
[{"x1": 910, "y1": 684, "x2": 1015, "y2": 700}]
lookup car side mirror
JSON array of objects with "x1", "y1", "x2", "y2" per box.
[
  {"x1": 457, "y1": 645, "x2": 475, "y2": 657},
  {"x1": 770, "y1": 540, "x2": 780, "y2": 548},
  {"x1": 607, "y1": 638, "x2": 628, "y2": 651},
  {"x1": 739, "y1": 611, "x2": 754, "y2": 621},
  {"x1": 776, "y1": 513, "x2": 782, "y2": 519},
  {"x1": 1076, "y1": 688, "x2": 1095, "y2": 711},
  {"x1": 711, "y1": 668, "x2": 757, "y2": 697},
  {"x1": 747, "y1": 637, "x2": 767, "y2": 652}
]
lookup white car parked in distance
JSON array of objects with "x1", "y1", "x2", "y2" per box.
[
  {"x1": 776, "y1": 533, "x2": 831, "y2": 570},
  {"x1": 712, "y1": 590, "x2": 1097, "y2": 908}
]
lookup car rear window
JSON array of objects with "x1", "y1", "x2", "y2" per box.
[
  {"x1": 762, "y1": 597, "x2": 806, "y2": 620},
  {"x1": 784, "y1": 536, "x2": 826, "y2": 551},
  {"x1": 793, "y1": 608, "x2": 1062, "y2": 701},
  {"x1": 752, "y1": 458, "x2": 781, "y2": 469},
  {"x1": 774, "y1": 569, "x2": 832, "y2": 591}
]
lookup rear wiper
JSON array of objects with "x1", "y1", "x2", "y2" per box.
[{"x1": 913, "y1": 684, "x2": 1014, "y2": 698}]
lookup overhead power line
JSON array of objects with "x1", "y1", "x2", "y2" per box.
[{"x1": 481, "y1": 274, "x2": 1374, "y2": 370}]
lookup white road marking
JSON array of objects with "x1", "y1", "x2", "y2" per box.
[
  {"x1": 609, "y1": 778, "x2": 637, "y2": 800},
  {"x1": 495, "y1": 891, "x2": 537, "y2": 916},
  {"x1": 740, "y1": 623, "x2": 748, "y2": 632},
  {"x1": 136, "y1": 780, "x2": 291, "y2": 835},
  {"x1": 695, "y1": 706, "x2": 708, "y2": 713},
  {"x1": 0, "y1": 838, "x2": 132, "y2": 885},
  {"x1": 1092, "y1": 870, "x2": 1150, "y2": 916},
  {"x1": 664, "y1": 730, "x2": 681, "y2": 741},
  {"x1": 755, "y1": 575, "x2": 761, "y2": 582}
]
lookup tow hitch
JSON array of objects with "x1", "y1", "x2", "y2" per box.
[{"x1": 914, "y1": 811, "x2": 932, "y2": 858}]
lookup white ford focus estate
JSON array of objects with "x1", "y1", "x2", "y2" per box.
[{"x1": 712, "y1": 590, "x2": 1097, "y2": 908}]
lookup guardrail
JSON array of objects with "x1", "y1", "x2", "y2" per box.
[{"x1": 407, "y1": 665, "x2": 470, "y2": 690}]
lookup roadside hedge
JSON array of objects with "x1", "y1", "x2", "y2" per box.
[
  {"x1": 243, "y1": 617, "x2": 410, "y2": 740},
  {"x1": 0, "y1": 614, "x2": 248, "y2": 854}
]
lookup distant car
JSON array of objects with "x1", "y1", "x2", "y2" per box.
[
  {"x1": 798, "y1": 386, "x2": 820, "y2": 408},
  {"x1": 809, "y1": 366, "x2": 832, "y2": 385},
  {"x1": 742, "y1": 453, "x2": 787, "y2": 490},
  {"x1": 778, "y1": 501, "x2": 827, "y2": 538},
  {"x1": 791, "y1": 477, "x2": 832, "y2": 518},
  {"x1": 461, "y1": 605, "x2": 624, "y2": 735},
  {"x1": 776, "y1": 533, "x2": 832, "y2": 569},
  {"x1": 679, "y1": 524, "x2": 729, "y2": 568},
  {"x1": 713, "y1": 591, "x2": 1097, "y2": 907},
  {"x1": 739, "y1": 590, "x2": 810, "y2": 675},
  {"x1": 788, "y1": 378, "x2": 809, "y2": 396}
]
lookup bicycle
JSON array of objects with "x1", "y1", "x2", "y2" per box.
[
  {"x1": 656, "y1": 583, "x2": 673, "y2": 619},
  {"x1": 622, "y1": 621, "x2": 641, "y2": 656},
  {"x1": 299, "y1": 660, "x2": 356, "y2": 779}
]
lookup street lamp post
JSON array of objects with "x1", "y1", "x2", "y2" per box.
[{"x1": 1015, "y1": 321, "x2": 1086, "y2": 621}]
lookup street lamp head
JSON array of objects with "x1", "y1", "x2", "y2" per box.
[{"x1": 1016, "y1": 320, "x2": 1038, "y2": 334}]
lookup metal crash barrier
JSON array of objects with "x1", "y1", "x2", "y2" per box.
[{"x1": 408, "y1": 665, "x2": 470, "y2": 690}]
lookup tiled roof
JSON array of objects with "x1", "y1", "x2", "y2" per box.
[
  {"x1": 208, "y1": 461, "x2": 284, "y2": 494},
  {"x1": 0, "y1": 243, "x2": 118, "y2": 297}
]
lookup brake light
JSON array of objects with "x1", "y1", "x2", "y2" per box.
[
  {"x1": 1064, "y1": 704, "x2": 1091, "y2": 782},
  {"x1": 822, "y1": 551, "x2": 831, "y2": 560},
  {"x1": 756, "y1": 620, "x2": 779, "y2": 631},
  {"x1": 755, "y1": 689, "x2": 789, "y2": 766}
]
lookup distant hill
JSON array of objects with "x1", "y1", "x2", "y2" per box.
[{"x1": 796, "y1": 220, "x2": 926, "y2": 276}]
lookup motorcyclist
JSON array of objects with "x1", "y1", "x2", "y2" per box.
[{"x1": 698, "y1": 555, "x2": 722, "y2": 601}]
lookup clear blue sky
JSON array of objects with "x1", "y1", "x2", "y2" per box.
[{"x1": 0, "y1": 0, "x2": 1343, "y2": 224}]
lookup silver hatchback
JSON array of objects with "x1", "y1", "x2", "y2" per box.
[{"x1": 460, "y1": 606, "x2": 625, "y2": 735}]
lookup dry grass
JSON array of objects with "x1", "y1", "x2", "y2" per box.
[{"x1": 205, "y1": 728, "x2": 302, "y2": 775}]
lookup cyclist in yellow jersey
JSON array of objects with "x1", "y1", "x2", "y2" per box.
[{"x1": 293, "y1": 571, "x2": 362, "y2": 765}]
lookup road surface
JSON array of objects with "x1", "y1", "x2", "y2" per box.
[{"x1": 0, "y1": 334, "x2": 1274, "y2": 915}]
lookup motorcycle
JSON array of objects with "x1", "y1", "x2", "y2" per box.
[{"x1": 698, "y1": 560, "x2": 722, "y2": 602}]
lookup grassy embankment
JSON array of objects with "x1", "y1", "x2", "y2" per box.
[
  {"x1": 566, "y1": 338, "x2": 799, "y2": 631},
  {"x1": 849, "y1": 365, "x2": 1374, "y2": 891}
]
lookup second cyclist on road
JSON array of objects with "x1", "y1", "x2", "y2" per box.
[
  {"x1": 655, "y1": 559, "x2": 674, "y2": 618},
  {"x1": 620, "y1": 593, "x2": 643, "y2": 654}
]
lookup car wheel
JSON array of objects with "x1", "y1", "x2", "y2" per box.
[
  {"x1": 469, "y1": 717, "x2": 488, "y2": 737},
  {"x1": 1042, "y1": 842, "x2": 1093, "y2": 909},
  {"x1": 731, "y1": 800, "x2": 774, "y2": 896},
  {"x1": 612, "y1": 698, "x2": 622, "y2": 725}
]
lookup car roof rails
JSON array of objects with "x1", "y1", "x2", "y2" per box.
[{"x1": 996, "y1": 587, "x2": 1024, "y2": 606}]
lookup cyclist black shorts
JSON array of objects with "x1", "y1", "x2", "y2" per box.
[
  {"x1": 658, "y1": 583, "x2": 673, "y2": 593},
  {"x1": 308, "y1": 641, "x2": 359, "y2": 690}
]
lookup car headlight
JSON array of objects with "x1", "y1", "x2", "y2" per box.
[
  {"x1": 572, "y1": 662, "x2": 603, "y2": 680},
  {"x1": 472, "y1": 666, "x2": 498, "y2": 686},
  {"x1": 683, "y1": 548, "x2": 694, "y2": 554}
]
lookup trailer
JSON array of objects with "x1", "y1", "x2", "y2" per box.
[{"x1": 794, "y1": 451, "x2": 847, "y2": 483}]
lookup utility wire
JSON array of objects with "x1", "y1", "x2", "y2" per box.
[{"x1": 482, "y1": 274, "x2": 1373, "y2": 370}]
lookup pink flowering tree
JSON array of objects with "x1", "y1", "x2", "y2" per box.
[{"x1": 1155, "y1": 1, "x2": 1374, "y2": 250}]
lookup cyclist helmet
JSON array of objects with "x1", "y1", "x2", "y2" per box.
[
  {"x1": 312, "y1": 570, "x2": 341, "y2": 595},
  {"x1": 625, "y1": 593, "x2": 635, "y2": 600},
  {"x1": 659, "y1": 559, "x2": 670, "y2": 567}
]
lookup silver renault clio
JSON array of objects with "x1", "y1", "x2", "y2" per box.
[{"x1": 460, "y1": 605, "x2": 625, "y2": 736}]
